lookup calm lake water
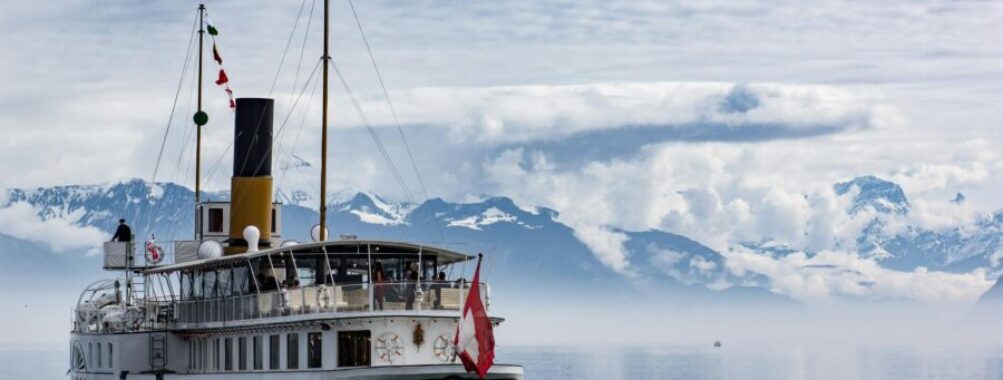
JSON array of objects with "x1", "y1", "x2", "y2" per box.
[{"x1": 3, "y1": 344, "x2": 1002, "y2": 379}]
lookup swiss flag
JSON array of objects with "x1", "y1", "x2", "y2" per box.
[{"x1": 454, "y1": 254, "x2": 494, "y2": 378}]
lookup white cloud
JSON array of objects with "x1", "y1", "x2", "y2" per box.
[
  {"x1": 891, "y1": 162, "x2": 990, "y2": 195},
  {"x1": 723, "y1": 247, "x2": 993, "y2": 305},
  {"x1": 352, "y1": 82, "x2": 890, "y2": 145},
  {"x1": 571, "y1": 224, "x2": 633, "y2": 276},
  {"x1": 0, "y1": 203, "x2": 106, "y2": 254}
]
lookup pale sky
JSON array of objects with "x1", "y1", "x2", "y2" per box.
[{"x1": 2, "y1": 0, "x2": 1003, "y2": 305}]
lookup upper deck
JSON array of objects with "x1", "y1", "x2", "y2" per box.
[{"x1": 75, "y1": 239, "x2": 490, "y2": 333}]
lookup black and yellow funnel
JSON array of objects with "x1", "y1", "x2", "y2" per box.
[{"x1": 228, "y1": 98, "x2": 274, "y2": 254}]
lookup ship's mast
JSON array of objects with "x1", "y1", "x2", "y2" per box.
[
  {"x1": 194, "y1": 4, "x2": 207, "y2": 239},
  {"x1": 319, "y1": 0, "x2": 330, "y2": 241}
]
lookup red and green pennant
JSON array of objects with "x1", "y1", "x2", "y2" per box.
[{"x1": 204, "y1": 11, "x2": 235, "y2": 109}]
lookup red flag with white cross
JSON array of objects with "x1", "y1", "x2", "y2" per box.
[{"x1": 453, "y1": 254, "x2": 494, "y2": 378}]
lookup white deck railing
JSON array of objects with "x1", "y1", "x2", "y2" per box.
[
  {"x1": 167, "y1": 281, "x2": 487, "y2": 327},
  {"x1": 69, "y1": 281, "x2": 488, "y2": 332}
]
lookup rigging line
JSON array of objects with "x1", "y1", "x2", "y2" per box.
[
  {"x1": 268, "y1": 0, "x2": 309, "y2": 96},
  {"x1": 347, "y1": 0, "x2": 446, "y2": 244},
  {"x1": 331, "y1": 60, "x2": 415, "y2": 203},
  {"x1": 274, "y1": 61, "x2": 321, "y2": 180},
  {"x1": 170, "y1": 58, "x2": 201, "y2": 189},
  {"x1": 203, "y1": 140, "x2": 234, "y2": 191},
  {"x1": 277, "y1": 68, "x2": 322, "y2": 195},
  {"x1": 291, "y1": 0, "x2": 318, "y2": 97},
  {"x1": 330, "y1": 59, "x2": 445, "y2": 243},
  {"x1": 231, "y1": 60, "x2": 320, "y2": 211},
  {"x1": 246, "y1": 60, "x2": 321, "y2": 180},
  {"x1": 347, "y1": 0, "x2": 432, "y2": 203},
  {"x1": 150, "y1": 12, "x2": 199, "y2": 184}
]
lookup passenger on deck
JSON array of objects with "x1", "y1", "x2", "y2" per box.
[
  {"x1": 110, "y1": 219, "x2": 132, "y2": 242},
  {"x1": 372, "y1": 262, "x2": 386, "y2": 310},
  {"x1": 431, "y1": 271, "x2": 447, "y2": 309},
  {"x1": 405, "y1": 262, "x2": 419, "y2": 310}
]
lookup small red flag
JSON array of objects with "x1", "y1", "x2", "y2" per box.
[
  {"x1": 453, "y1": 254, "x2": 494, "y2": 379},
  {"x1": 212, "y1": 44, "x2": 222, "y2": 65},
  {"x1": 229, "y1": 98, "x2": 236, "y2": 109},
  {"x1": 215, "y1": 69, "x2": 229, "y2": 85}
]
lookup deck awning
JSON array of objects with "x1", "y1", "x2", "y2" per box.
[{"x1": 143, "y1": 239, "x2": 474, "y2": 274}]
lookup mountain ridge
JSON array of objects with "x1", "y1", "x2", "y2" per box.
[{"x1": 2, "y1": 175, "x2": 1002, "y2": 305}]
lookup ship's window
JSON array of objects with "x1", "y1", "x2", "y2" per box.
[
  {"x1": 422, "y1": 258, "x2": 437, "y2": 282},
  {"x1": 238, "y1": 337, "x2": 247, "y2": 370},
  {"x1": 224, "y1": 338, "x2": 233, "y2": 371},
  {"x1": 72, "y1": 342, "x2": 86, "y2": 371},
  {"x1": 203, "y1": 270, "x2": 217, "y2": 300},
  {"x1": 208, "y1": 208, "x2": 224, "y2": 233},
  {"x1": 233, "y1": 266, "x2": 250, "y2": 295},
  {"x1": 307, "y1": 332, "x2": 322, "y2": 368},
  {"x1": 108, "y1": 343, "x2": 113, "y2": 368},
  {"x1": 376, "y1": 258, "x2": 402, "y2": 281},
  {"x1": 202, "y1": 339, "x2": 208, "y2": 370},
  {"x1": 193, "y1": 272, "x2": 204, "y2": 300},
  {"x1": 269, "y1": 335, "x2": 280, "y2": 370},
  {"x1": 337, "y1": 330, "x2": 371, "y2": 367},
  {"x1": 88, "y1": 342, "x2": 93, "y2": 369},
  {"x1": 271, "y1": 208, "x2": 277, "y2": 233},
  {"x1": 295, "y1": 257, "x2": 318, "y2": 286},
  {"x1": 338, "y1": 258, "x2": 370, "y2": 284},
  {"x1": 180, "y1": 272, "x2": 193, "y2": 301},
  {"x1": 218, "y1": 268, "x2": 233, "y2": 297},
  {"x1": 213, "y1": 339, "x2": 220, "y2": 371},
  {"x1": 253, "y1": 335, "x2": 263, "y2": 370},
  {"x1": 96, "y1": 343, "x2": 102, "y2": 369},
  {"x1": 287, "y1": 333, "x2": 299, "y2": 369}
]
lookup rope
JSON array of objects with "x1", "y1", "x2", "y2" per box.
[
  {"x1": 291, "y1": 0, "x2": 318, "y2": 98},
  {"x1": 168, "y1": 59, "x2": 200, "y2": 191},
  {"x1": 330, "y1": 60, "x2": 416, "y2": 203},
  {"x1": 268, "y1": 0, "x2": 310, "y2": 97},
  {"x1": 273, "y1": 0, "x2": 318, "y2": 202},
  {"x1": 203, "y1": 140, "x2": 233, "y2": 191},
  {"x1": 330, "y1": 60, "x2": 444, "y2": 243},
  {"x1": 345, "y1": 1, "x2": 447, "y2": 243},
  {"x1": 276, "y1": 67, "x2": 323, "y2": 201},
  {"x1": 150, "y1": 12, "x2": 199, "y2": 184},
  {"x1": 248, "y1": 60, "x2": 321, "y2": 178},
  {"x1": 226, "y1": 60, "x2": 320, "y2": 215},
  {"x1": 347, "y1": 0, "x2": 432, "y2": 204}
]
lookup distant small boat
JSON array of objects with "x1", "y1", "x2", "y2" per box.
[{"x1": 714, "y1": 340, "x2": 722, "y2": 348}]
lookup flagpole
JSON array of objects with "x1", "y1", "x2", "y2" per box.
[
  {"x1": 319, "y1": 0, "x2": 330, "y2": 241},
  {"x1": 194, "y1": 4, "x2": 206, "y2": 239}
]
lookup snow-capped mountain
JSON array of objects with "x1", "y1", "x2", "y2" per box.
[
  {"x1": 832, "y1": 176, "x2": 1003, "y2": 273},
  {"x1": 834, "y1": 175, "x2": 910, "y2": 215},
  {"x1": 0, "y1": 179, "x2": 776, "y2": 306},
  {"x1": 3, "y1": 175, "x2": 1002, "y2": 305}
]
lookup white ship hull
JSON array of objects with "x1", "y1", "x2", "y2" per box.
[{"x1": 70, "y1": 363, "x2": 523, "y2": 380}]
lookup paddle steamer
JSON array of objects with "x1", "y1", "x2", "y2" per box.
[{"x1": 68, "y1": 2, "x2": 522, "y2": 379}]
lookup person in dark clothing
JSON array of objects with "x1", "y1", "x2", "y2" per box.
[
  {"x1": 111, "y1": 219, "x2": 132, "y2": 242},
  {"x1": 431, "y1": 271, "x2": 447, "y2": 309},
  {"x1": 405, "y1": 262, "x2": 419, "y2": 310}
]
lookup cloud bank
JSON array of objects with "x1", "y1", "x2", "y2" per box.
[{"x1": 0, "y1": 203, "x2": 105, "y2": 254}]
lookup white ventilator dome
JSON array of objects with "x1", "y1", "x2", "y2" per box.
[
  {"x1": 244, "y1": 225, "x2": 261, "y2": 253},
  {"x1": 280, "y1": 240, "x2": 299, "y2": 247},
  {"x1": 197, "y1": 240, "x2": 224, "y2": 259},
  {"x1": 310, "y1": 224, "x2": 329, "y2": 242}
]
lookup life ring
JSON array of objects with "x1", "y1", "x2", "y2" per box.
[
  {"x1": 316, "y1": 285, "x2": 330, "y2": 309},
  {"x1": 433, "y1": 334, "x2": 454, "y2": 362},
  {"x1": 375, "y1": 332, "x2": 403, "y2": 362},
  {"x1": 145, "y1": 242, "x2": 164, "y2": 264}
]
